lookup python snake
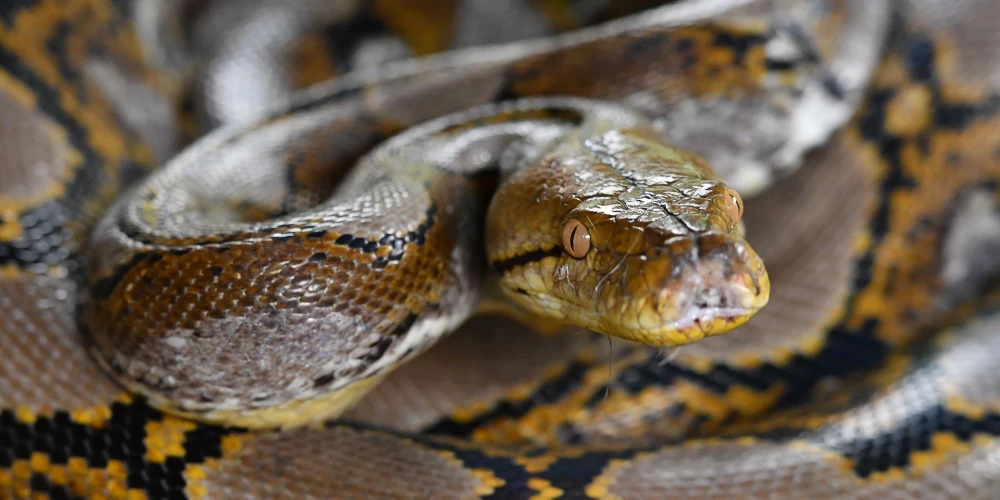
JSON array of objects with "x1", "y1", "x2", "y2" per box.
[{"x1": 3, "y1": 0, "x2": 1000, "y2": 498}]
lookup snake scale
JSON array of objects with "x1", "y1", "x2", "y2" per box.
[{"x1": 4, "y1": 0, "x2": 1000, "y2": 498}]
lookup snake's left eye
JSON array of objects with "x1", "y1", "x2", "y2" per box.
[
  {"x1": 562, "y1": 219, "x2": 591, "y2": 258},
  {"x1": 724, "y1": 188, "x2": 743, "y2": 224}
]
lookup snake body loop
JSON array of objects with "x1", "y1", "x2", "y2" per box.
[
  {"x1": 84, "y1": 98, "x2": 768, "y2": 427},
  {"x1": 3, "y1": 1, "x2": 1000, "y2": 499}
]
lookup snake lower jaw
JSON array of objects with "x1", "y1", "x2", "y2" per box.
[
  {"x1": 605, "y1": 265, "x2": 771, "y2": 347},
  {"x1": 603, "y1": 305, "x2": 767, "y2": 348},
  {"x1": 500, "y1": 260, "x2": 770, "y2": 347}
]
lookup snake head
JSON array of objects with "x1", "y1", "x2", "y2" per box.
[{"x1": 487, "y1": 127, "x2": 770, "y2": 347}]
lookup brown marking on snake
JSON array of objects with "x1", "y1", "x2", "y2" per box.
[{"x1": 502, "y1": 25, "x2": 776, "y2": 101}]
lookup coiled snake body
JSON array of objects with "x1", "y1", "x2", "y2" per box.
[{"x1": 3, "y1": 0, "x2": 1000, "y2": 498}]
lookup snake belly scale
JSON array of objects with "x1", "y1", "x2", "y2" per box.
[{"x1": 3, "y1": 0, "x2": 1000, "y2": 499}]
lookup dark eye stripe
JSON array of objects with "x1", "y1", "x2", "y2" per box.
[{"x1": 491, "y1": 246, "x2": 564, "y2": 274}]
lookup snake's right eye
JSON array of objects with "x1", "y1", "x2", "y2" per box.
[
  {"x1": 562, "y1": 219, "x2": 591, "y2": 258},
  {"x1": 724, "y1": 188, "x2": 743, "y2": 224}
]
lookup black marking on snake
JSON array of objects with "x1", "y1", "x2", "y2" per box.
[
  {"x1": 379, "y1": 312, "x2": 419, "y2": 349},
  {"x1": 262, "y1": 85, "x2": 366, "y2": 125},
  {"x1": 739, "y1": 335, "x2": 1000, "y2": 478},
  {"x1": 90, "y1": 251, "x2": 163, "y2": 300},
  {"x1": 764, "y1": 59, "x2": 797, "y2": 72},
  {"x1": 0, "y1": 0, "x2": 42, "y2": 26},
  {"x1": 0, "y1": 22, "x2": 152, "y2": 271},
  {"x1": 530, "y1": 447, "x2": 649, "y2": 497},
  {"x1": 491, "y1": 246, "x2": 564, "y2": 274},
  {"x1": 46, "y1": 21, "x2": 84, "y2": 101},
  {"x1": 0, "y1": 400, "x2": 232, "y2": 498},
  {"x1": 317, "y1": 5, "x2": 393, "y2": 72},
  {"x1": 181, "y1": 417, "x2": 245, "y2": 464},
  {"x1": 360, "y1": 337, "x2": 395, "y2": 365},
  {"x1": 313, "y1": 373, "x2": 336, "y2": 387},
  {"x1": 492, "y1": 65, "x2": 535, "y2": 105},
  {"x1": 331, "y1": 203, "x2": 437, "y2": 257},
  {"x1": 309, "y1": 252, "x2": 328, "y2": 262},
  {"x1": 935, "y1": 96, "x2": 1000, "y2": 130},
  {"x1": 96, "y1": 203, "x2": 436, "y2": 296},
  {"x1": 822, "y1": 74, "x2": 846, "y2": 100},
  {"x1": 371, "y1": 204, "x2": 438, "y2": 269},
  {"x1": 849, "y1": 35, "x2": 939, "y2": 297},
  {"x1": 830, "y1": 404, "x2": 1000, "y2": 477},
  {"x1": 586, "y1": 355, "x2": 730, "y2": 407},
  {"x1": 561, "y1": 326, "x2": 889, "y2": 434},
  {"x1": 712, "y1": 29, "x2": 769, "y2": 66},
  {"x1": 845, "y1": 31, "x2": 1000, "y2": 321},
  {"x1": 27, "y1": 474, "x2": 61, "y2": 499},
  {"x1": 906, "y1": 37, "x2": 935, "y2": 83},
  {"x1": 426, "y1": 324, "x2": 891, "y2": 444},
  {"x1": 0, "y1": 43, "x2": 117, "y2": 269},
  {"x1": 784, "y1": 21, "x2": 823, "y2": 63},
  {"x1": 665, "y1": 35, "x2": 698, "y2": 71},
  {"x1": 410, "y1": 428, "x2": 650, "y2": 500},
  {"x1": 426, "y1": 359, "x2": 594, "y2": 437},
  {"x1": 412, "y1": 438, "x2": 536, "y2": 500},
  {"x1": 547, "y1": 326, "x2": 1000, "y2": 480},
  {"x1": 378, "y1": 233, "x2": 399, "y2": 246},
  {"x1": 485, "y1": 400, "x2": 1000, "y2": 493},
  {"x1": 0, "y1": 203, "x2": 73, "y2": 270},
  {"x1": 622, "y1": 32, "x2": 669, "y2": 59},
  {"x1": 107, "y1": 0, "x2": 134, "y2": 19},
  {"x1": 715, "y1": 403, "x2": 1000, "y2": 479}
]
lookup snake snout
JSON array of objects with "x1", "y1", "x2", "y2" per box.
[{"x1": 644, "y1": 237, "x2": 769, "y2": 346}]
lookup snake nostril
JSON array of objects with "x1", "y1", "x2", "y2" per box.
[{"x1": 694, "y1": 294, "x2": 728, "y2": 310}]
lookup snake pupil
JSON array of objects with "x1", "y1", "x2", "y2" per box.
[{"x1": 562, "y1": 219, "x2": 591, "y2": 258}]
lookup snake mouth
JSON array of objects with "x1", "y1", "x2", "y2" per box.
[
  {"x1": 611, "y1": 238, "x2": 770, "y2": 347},
  {"x1": 653, "y1": 268, "x2": 770, "y2": 347}
]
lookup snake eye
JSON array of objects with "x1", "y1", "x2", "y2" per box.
[
  {"x1": 724, "y1": 188, "x2": 743, "y2": 224},
  {"x1": 562, "y1": 219, "x2": 591, "y2": 258}
]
